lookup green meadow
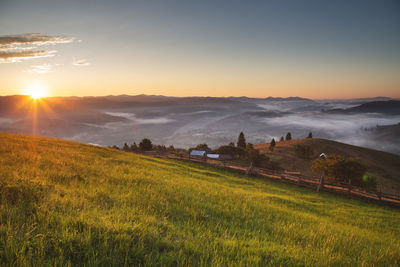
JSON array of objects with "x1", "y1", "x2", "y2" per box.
[{"x1": 1, "y1": 132, "x2": 399, "y2": 266}]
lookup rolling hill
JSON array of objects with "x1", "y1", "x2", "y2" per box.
[
  {"x1": 325, "y1": 100, "x2": 400, "y2": 115},
  {"x1": 1, "y1": 132, "x2": 400, "y2": 266},
  {"x1": 255, "y1": 138, "x2": 400, "y2": 194}
]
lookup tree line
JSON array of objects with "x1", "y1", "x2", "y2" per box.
[{"x1": 112, "y1": 131, "x2": 376, "y2": 190}]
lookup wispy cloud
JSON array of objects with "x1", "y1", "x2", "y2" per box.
[
  {"x1": 0, "y1": 50, "x2": 56, "y2": 63},
  {"x1": 27, "y1": 64, "x2": 52, "y2": 74},
  {"x1": 73, "y1": 59, "x2": 90, "y2": 66},
  {"x1": 0, "y1": 33, "x2": 74, "y2": 51},
  {"x1": 0, "y1": 33, "x2": 74, "y2": 63}
]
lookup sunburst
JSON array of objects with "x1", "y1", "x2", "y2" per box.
[{"x1": 23, "y1": 84, "x2": 48, "y2": 100}]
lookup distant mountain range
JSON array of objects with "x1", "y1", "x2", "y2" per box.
[
  {"x1": 325, "y1": 100, "x2": 400, "y2": 115},
  {"x1": 0, "y1": 95, "x2": 399, "y2": 154}
]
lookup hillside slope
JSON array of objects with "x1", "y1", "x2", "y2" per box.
[
  {"x1": 255, "y1": 138, "x2": 400, "y2": 194},
  {"x1": 1, "y1": 133, "x2": 400, "y2": 266}
]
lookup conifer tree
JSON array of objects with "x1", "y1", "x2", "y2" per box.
[
  {"x1": 237, "y1": 132, "x2": 246, "y2": 149},
  {"x1": 270, "y1": 138, "x2": 276, "y2": 148},
  {"x1": 123, "y1": 143, "x2": 130, "y2": 151},
  {"x1": 285, "y1": 132, "x2": 292, "y2": 141},
  {"x1": 269, "y1": 138, "x2": 276, "y2": 151},
  {"x1": 130, "y1": 142, "x2": 138, "y2": 152},
  {"x1": 139, "y1": 138, "x2": 153, "y2": 151}
]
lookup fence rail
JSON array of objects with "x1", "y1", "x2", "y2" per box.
[{"x1": 142, "y1": 151, "x2": 400, "y2": 207}]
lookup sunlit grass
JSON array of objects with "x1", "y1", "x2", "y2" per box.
[{"x1": 1, "y1": 132, "x2": 399, "y2": 266}]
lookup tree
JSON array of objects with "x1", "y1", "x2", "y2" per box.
[
  {"x1": 139, "y1": 138, "x2": 153, "y2": 151},
  {"x1": 280, "y1": 136, "x2": 284, "y2": 142},
  {"x1": 123, "y1": 143, "x2": 130, "y2": 151},
  {"x1": 154, "y1": 145, "x2": 167, "y2": 152},
  {"x1": 244, "y1": 147, "x2": 281, "y2": 170},
  {"x1": 246, "y1": 148, "x2": 268, "y2": 167},
  {"x1": 130, "y1": 142, "x2": 138, "y2": 152},
  {"x1": 269, "y1": 138, "x2": 276, "y2": 151},
  {"x1": 307, "y1": 132, "x2": 313, "y2": 138},
  {"x1": 246, "y1": 143, "x2": 254, "y2": 150},
  {"x1": 331, "y1": 158, "x2": 366, "y2": 189},
  {"x1": 311, "y1": 154, "x2": 368, "y2": 189},
  {"x1": 237, "y1": 132, "x2": 246, "y2": 149},
  {"x1": 189, "y1": 144, "x2": 212, "y2": 153},
  {"x1": 228, "y1": 142, "x2": 235, "y2": 147},
  {"x1": 214, "y1": 145, "x2": 246, "y2": 159},
  {"x1": 285, "y1": 132, "x2": 292, "y2": 141},
  {"x1": 361, "y1": 174, "x2": 377, "y2": 191}
]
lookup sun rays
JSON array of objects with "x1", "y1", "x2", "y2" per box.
[
  {"x1": 23, "y1": 83, "x2": 48, "y2": 100},
  {"x1": 16, "y1": 84, "x2": 54, "y2": 135}
]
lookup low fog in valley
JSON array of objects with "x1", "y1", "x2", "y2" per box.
[{"x1": 1, "y1": 95, "x2": 399, "y2": 154}]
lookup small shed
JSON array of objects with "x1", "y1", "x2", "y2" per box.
[
  {"x1": 189, "y1": 150, "x2": 206, "y2": 159},
  {"x1": 206, "y1": 154, "x2": 233, "y2": 160}
]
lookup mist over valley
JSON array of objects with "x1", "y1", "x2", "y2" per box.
[{"x1": 1, "y1": 95, "x2": 399, "y2": 154}]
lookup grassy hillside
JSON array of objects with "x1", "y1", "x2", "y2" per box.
[
  {"x1": 1, "y1": 133, "x2": 400, "y2": 266},
  {"x1": 255, "y1": 138, "x2": 400, "y2": 194}
]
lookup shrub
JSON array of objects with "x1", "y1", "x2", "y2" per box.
[
  {"x1": 311, "y1": 154, "x2": 367, "y2": 188},
  {"x1": 214, "y1": 145, "x2": 246, "y2": 159},
  {"x1": 362, "y1": 174, "x2": 378, "y2": 191}
]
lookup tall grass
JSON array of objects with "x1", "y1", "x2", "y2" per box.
[{"x1": 1, "y1": 133, "x2": 399, "y2": 266}]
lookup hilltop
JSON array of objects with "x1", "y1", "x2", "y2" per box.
[
  {"x1": 255, "y1": 138, "x2": 400, "y2": 194},
  {"x1": 325, "y1": 100, "x2": 400, "y2": 115},
  {"x1": 1, "y1": 132, "x2": 400, "y2": 266}
]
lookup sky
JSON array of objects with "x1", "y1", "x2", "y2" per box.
[{"x1": 0, "y1": 0, "x2": 399, "y2": 99}]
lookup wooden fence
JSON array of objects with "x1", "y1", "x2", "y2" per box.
[{"x1": 141, "y1": 151, "x2": 400, "y2": 208}]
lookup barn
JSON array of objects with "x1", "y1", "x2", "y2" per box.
[{"x1": 189, "y1": 150, "x2": 206, "y2": 159}]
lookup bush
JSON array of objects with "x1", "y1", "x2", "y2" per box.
[
  {"x1": 214, "y1": 145, "x2": 246, "y2": 159},
  {"x1": 311, "y1": 154, "x2": 368, "y2": 188},
  {"x1": 362, "y1": 174, "x2": 378, "y2": 191},
  {"x1": 246, "y1": 148, "x2": 281, "y2": 170},
  {"x1": 246, "y1": 148, "x2": 268, "y2": 167}
]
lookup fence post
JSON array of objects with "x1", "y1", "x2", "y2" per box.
[
  {"x1": 317, "y1": 174, "x2": 324, "y2": 192},
  {"x1": 378, "y1": 185, "x2": 382, "y2": 201},
  {"x1": 297, "y1": 176, "x2": 301, "y2": 186},
  {"x1": 246, "y1": 162, "x2": 253, "y2": 176}
]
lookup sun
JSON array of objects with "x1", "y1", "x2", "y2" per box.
[{"x1": 23, "y1": 84, "x2": 48, "y2": 100}]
